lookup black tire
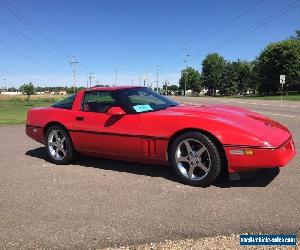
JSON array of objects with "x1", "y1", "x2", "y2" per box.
[
  {"x1": 45, "y1": 125, "x2": 74, "y2": 164},
  {"x1": 169, "y1": 132, "x2": 222, "y2": 187}
]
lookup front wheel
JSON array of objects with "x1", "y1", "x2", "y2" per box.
[
  {"x1": 46, "y1": 125, "x2": 74, "y2": 164},
  {"x1": 170, "y1": 132, "x2": 222, "y2": 187}
]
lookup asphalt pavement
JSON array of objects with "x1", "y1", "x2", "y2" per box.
[{"x1": 0, "y1": 97, "x2": 299, "y2": 249}]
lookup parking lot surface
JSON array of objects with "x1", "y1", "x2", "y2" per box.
[{"x1": 0, "y1": 97, "x2": 299, "y2": 249}]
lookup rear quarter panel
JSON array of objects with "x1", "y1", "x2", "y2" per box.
[{"x1": 26, "y1": 92, "x2": 84, "y2": 143}]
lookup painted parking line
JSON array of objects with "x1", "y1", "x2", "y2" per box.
[
  {"x1": 258, "y1": 111, "x2": 300, "y2": 119},
  {"x1": 181, "y1": 101, "x2": 299, "y2": 115},
  {"x1": 181, "y1": 101, "x2": 300, "y2": 119},
  {"x1": 224, "y1": 101, "x2": 297, "y2": 108}
]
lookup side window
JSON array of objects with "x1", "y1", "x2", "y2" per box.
[
  {"x1": 82, "y1": 91, "x2": 117, "y2": 113},
  {"x1": 52, "y1": 94, "x2": 75, "y2": 110}
]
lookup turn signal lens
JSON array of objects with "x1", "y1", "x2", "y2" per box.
[
  {"x1": 229, "y1": 149, "x2": 244, "y2": 155},
  {"x1": 244, "y1": 149, "x2": 254, "y2": 155},
  {"x1": 229, "y1": 149, "x2": 254, "y2": 156}
]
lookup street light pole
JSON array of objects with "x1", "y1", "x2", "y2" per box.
[
  {"x1": 2, "y1": 78, "x2": 7, "y2": 89},
  {"x1": 165, "y1": 80, "x2": 168, "y2": 95},
  {"x1": 88, "y1": 73, "x2": 95, "y2": 88},
  {"x1": 115, "y1": 67, "x2": 127, "y2": 86},
  {"x1": 115, "y1": 69, "x2": 118, "y2": 86},
  {"x1": 156, "y1": 64, "x2": 160, "y2": 93},
  {"x1": 183, "y1": 43, "x2": 190, "y2": 96},
  {"x1": 183, "y1": 70, "x2": 186, "y2": 97}
]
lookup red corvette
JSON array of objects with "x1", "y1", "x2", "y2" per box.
[{"x1": 26, "y1": 86, "x2": 296, "y2": 186}]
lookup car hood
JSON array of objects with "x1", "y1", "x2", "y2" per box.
[{"x1": 160, "y1": 104, "x2": 291, "y2": 148}]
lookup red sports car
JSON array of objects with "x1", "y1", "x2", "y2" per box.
[{"x1": 26, "y1": 86, "x2": 296, "y2": 186}]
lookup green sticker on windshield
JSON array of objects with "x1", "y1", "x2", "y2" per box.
[{"x1": 133, "y1": 104, "x2": 153, "y2": 112}]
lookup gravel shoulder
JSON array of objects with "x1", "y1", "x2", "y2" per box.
[{"x1": 107, "y1": 234, "x2": 300, "y2": 250}]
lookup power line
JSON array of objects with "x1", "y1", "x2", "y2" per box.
[
  {"x1": 189, "y1": 0, "x2": 300, "y2": 64},
  {"x1": 199, "y1": 0, "x2": 266, "y2": 42},
  {"x1": 0, "y1": 67, "x2": 43, "y2": 86},
  {"x1": 161, "y1": 0, "x2": 299, "y2": 73},
  {"x1": 0, "y1": 0, "x2": 71, "y2": 61},
  {"x1": 159, "y1": 0, "x2": 266, "y2": 71},
  {"x1": 0, "y1": 0, "x2": 92, "y2": 85},
  {"x1": 0, "y1": 67, "x2": 19, "y2": 77},
  {"x1": 0, "y1": 38, "x2": 51, "y2": 69},
  {"x1": 0, "y1": 17, "x2": 69, "y2": 67}
]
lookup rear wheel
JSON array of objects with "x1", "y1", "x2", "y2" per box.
[
  {"x1": 46, "y1": 125, "x2": 74, "y2": 164},
  {"x1": 170, "y1": 132, "x2": 222, "y2": 187}
]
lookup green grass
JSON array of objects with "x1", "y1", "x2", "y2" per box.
[
  {"x1": 0, "y1": 95, "x2": 64, "y2": 125},
  {"x1": 196, "y1": 93, "x2": 300, "y2": 101}
]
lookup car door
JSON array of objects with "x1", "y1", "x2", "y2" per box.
[{"x1": 70, "y1": 90, "x2": 142, "y2": 158}]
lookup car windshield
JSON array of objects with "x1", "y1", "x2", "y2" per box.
[{"x1": 115, "y1": 87, "x2": 178, "y2": 113}]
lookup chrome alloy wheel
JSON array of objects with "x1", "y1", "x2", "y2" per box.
[
  {"x1": 48, "y1": 129, "x2": 67, "y2": 161},
  {"x1": 175, "y1": 139, "x2": 211, "y2": 181}
]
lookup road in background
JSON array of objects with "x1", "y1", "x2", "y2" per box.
[
  {"x1": 172, "y1": 96, "x2": 300, "y2": 120},
  {"x1": 0, "y1": 97, "x2": 299, "y2": 249}
]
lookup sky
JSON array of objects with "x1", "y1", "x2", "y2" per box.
[{"x1": 0, "y1": 0, "x2": 299, "y2": 88}]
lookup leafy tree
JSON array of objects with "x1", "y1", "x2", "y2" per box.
[
  {"x1": 7, "y1": 87, "x2": 18, "y2": 92},
  {"x1": 168, "y1": 84, "x2": 179, "y2": 91},
  {"x1": 202, "y1": 53, "x2": 226, "y2": 95},
  {"x1": 249, "y1": 60, "x2": 260, "y2": 94},
  {"x1": 179, "y1": 67, "x2": 202, "y2": 94},
  {"x1": 290, "y1": 30, "x2": 300, "y2": 40},
  {"x1": 233, "y1": 60, "x2": 255, "y2": 95},
  {"x1": 162, "y1": 82, "x2": 178, "y2": 94},
  {"x1": 219, "y1": 61, "x2": 238, "y2": 95},
  {"x1": 21, "y1": 83, "x2": 35, "y2": 100},
  {"x1": 257, "y1": 38, "x2": 300, "y2": 95},
  {"x1": 66, "y1": 87, "x2": 85, "y2": 94}
]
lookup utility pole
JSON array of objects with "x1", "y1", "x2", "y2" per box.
[
  {"x1": 70, "y1": 56, "x2": 78, "y2": 94},
  {"x1": 88, "y1": 73, "x2": 95, "y2": 88},
  {"x1": 115, "y1": 67, "x2": 127, "y2": 86},
  {"x1": 2, "y1": 78, "x2": 7, "y2": 90},
  {"x1": 156, "y1": 64, "x2": 160, "y2": 93},
  {"x1": 142, "y1": 74, "x2": 148, "y2": 87},
  {"x1": 183, "y1": 44, "x2": 190, "y2": 96},
  {"x1": 139, "y1": 74, "x2": 142, "y2": 86},
  {"x1": 165, "y1": 80, "x2": 168, "y2": 95}
]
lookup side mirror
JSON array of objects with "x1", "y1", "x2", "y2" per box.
[{"x1": 106, "y1": 106, "x2": 126, "y2": 116}]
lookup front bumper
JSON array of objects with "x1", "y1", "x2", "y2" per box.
[{"x1": 225, "y1": 138, "x2": 296, "y2": 173}]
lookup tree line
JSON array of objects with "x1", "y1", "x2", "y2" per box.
[
  {"x1": 17, "y1": 83, "x2": 112, "y2": 100},
  {"x1": 179, "y1": 30, "x2": 300, "y2": 96}
]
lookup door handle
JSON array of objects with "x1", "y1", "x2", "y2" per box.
[{"x1": 76, "y1": 116, "x2": 84, "y2": 121}]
